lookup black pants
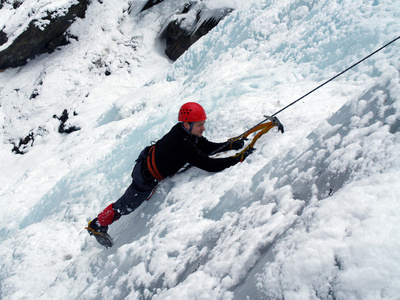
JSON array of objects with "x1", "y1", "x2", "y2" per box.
[
  {"x1": 112, "y1": 182, "x2": 154, "y2": 215},
  {"x1": 113, "y1": 147, "x2": 158, "y2": 215}
]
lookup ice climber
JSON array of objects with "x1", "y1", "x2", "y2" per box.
[{"x1": 86, "y1": 102, "x2": 253, "y2": 247}]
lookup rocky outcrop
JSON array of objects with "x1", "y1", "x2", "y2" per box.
[
  {"x1": 11, "y1": 109, "x2": 80, "y2": 154},
  {"x1": 11, "y1": 132, "x2": 35, "y2": 155},
  {"x1": 0, "y1": 0, "x2": 89, "y2": 70},
  {"x1": 140, "y1": 0, "x2": 233, "y2": 61},
  {"x1": 140, "y1": 0, "x2": 164, "y2": 13},
  {"x1": 53, "y1": 109, "x2": 81, "y2": 134},
  {"x1": 1, "y1": 0, "x2": 233, "y2": 69},
  {"x1": 161, "y1": 2, "x2": 233, "y2": 60}
]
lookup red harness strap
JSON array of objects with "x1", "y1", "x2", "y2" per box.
[
  {"x1": 146, "y1": 145, "x2": 165, "y2": 181},
  {"x1": 146, "y1": 186, "x2": 158, "y2": 201}
]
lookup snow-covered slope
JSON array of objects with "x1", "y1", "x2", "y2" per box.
[{"x1": 1, "y1": 0, "x2": 399, "y2": 299}]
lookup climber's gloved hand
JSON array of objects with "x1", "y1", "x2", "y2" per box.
[
  {"x1": 230, "y1": 138, "x2": 245, "y2": 150},
  {"x1": 237, "y1": 147, "x2": 255, "y2": 162}
]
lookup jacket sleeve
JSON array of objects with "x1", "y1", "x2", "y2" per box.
[
  {"x1": 183, "y1": 141, "x2": 239, "y2": 172},
  {"x1": 196, "y1": 136, "x2": 231, "y2": 155}
]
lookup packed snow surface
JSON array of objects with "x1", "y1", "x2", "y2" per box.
[{"x1": 1, "y1": 0, "x2": 399, "y2": 299}]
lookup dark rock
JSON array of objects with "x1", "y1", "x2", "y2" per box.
[
  {"x1": 12, "y1": 132, "x2": 34, "y2": 155},
  {"x1": 141, "y1": 0, "x2": 164, "y2": 12},
  {"x1": 0, "y1": 0, "x2": 90, "y2": 70},
  {"x1": 12, "y1": 1, "x2": 23, "y2": 9},
  {"x1": 0, "y1": 30, "x2": 7, "y2": 46},
  {"x1": 11, "y1": 126, "x2": 49, "y2": 154},
  {"x1": 53, "y1": 109, "x2": 81, "y2": 134},
  {"x1": 161, "y1": 2, "x2": 233, "y2": 61},
  {"x1": 30, "y1": 89, "x2": 40, "y2": 99}
]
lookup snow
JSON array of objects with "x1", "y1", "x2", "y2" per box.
[{"x1": 0, "y1": 0, "x2": 400, "y2": 299}]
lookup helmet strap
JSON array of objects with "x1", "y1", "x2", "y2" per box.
[
  {"x1": 181, "y1": 122, "x2": 194, "y2": 134},
  {"x1": 189, "y1": 122, "x2": 194, "y2": 133},
  {"x1": 181, "y1": 122, "x2": 199, "y2": 143},
  {"x1": 181, "y1": 122, "x2": 191, "y2": 135}
]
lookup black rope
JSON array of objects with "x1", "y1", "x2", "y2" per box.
[
  {"x1": 209, "y1": 35, "x2": 400, "y2": 156},
  {"x1": 271, "y1": 35, "x2": 400, "y2": 117}
]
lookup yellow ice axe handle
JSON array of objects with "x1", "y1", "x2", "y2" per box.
[{"x1": 232, "y1": 122, "x2": 277, "y2": 162}]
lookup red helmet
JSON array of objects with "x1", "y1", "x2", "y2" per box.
[{"x1": 178, "y1": 102, "x2": 207, "y2": 122}]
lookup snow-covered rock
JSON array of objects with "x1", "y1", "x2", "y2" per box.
[{"x1": 0, "y1": 0, "x2": 89, "y2": 69}]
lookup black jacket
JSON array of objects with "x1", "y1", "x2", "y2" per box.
[{"x1": 152, "y1": 123, "x2": 238, "y2": 178}]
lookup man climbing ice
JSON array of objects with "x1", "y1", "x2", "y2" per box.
[{"x1": 86, "y1": 102, "x2": 253, "y2": 247}]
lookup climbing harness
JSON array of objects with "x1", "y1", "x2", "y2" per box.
[
  {"x1": 144, "y1": 145, "x2": 163, "y2": 200},
  {"x1": 147, "y1": 145, "x2": 164, "y2": 181}
]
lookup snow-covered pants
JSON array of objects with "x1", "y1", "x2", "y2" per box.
[{"x1": 112, "y1": 182, "x2": 153, "y2": 215}]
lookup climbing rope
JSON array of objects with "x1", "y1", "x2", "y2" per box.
[
  {"x1": 271, "y1": 35, "x2": 400, "y2": 118},
  {"x1": 213, "y1": 35, "x2": 400, "y2": 157}
]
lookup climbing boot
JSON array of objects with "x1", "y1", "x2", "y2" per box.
[{"x1": 85, "y1": 217, "x2": 113, "y2": 248}]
